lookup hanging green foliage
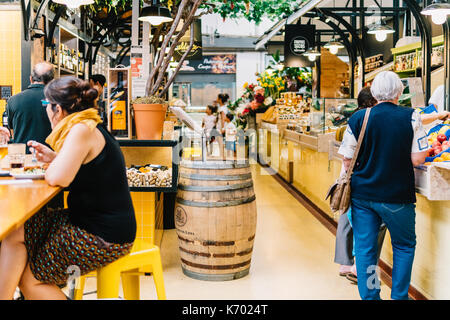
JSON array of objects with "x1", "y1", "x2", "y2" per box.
[
  {"x1": 90, "y1": 0, "x2": 308, "y2": 23},
  {"x1": 204, "y1": 0, "x2": 309, "y2": 24}
]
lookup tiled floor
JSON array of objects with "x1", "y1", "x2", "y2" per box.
[{"x1": 80, "y1": 164, "x2": 391, "y2": 300}]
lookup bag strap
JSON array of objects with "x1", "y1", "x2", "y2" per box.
[{"x1": 345, "y1": 108, "x2": 371, "y2": 180}]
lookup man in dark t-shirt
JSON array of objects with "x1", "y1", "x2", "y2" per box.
[{"x1": 7, "y1": 62, "x2": 54, "y2": 153}]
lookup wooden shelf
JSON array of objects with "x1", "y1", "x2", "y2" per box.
[
  {"x1": 395, "y1": 68, "x2": 416, "y2": 74},
  {"x1": 60, "y1": 67, "x2": 76, "y2": 75},
  {"x1": 119, "y1": 139, "x2": 178, "y2": 148},
  {"x1": 391, "y1": 35, "x2": 444, "y2": 55},
  {"x1": 129, "y1": 186, "x2": 177, "y2": 193},
  {"x1": 119, "y1": 139, "x2": 180, "y2": 193}
]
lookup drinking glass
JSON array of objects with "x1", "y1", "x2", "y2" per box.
[
  {"x1": 8, "y1": 143, "x2": 26, "y2": 174},
  {"x1": 0, "y1": 135, "x2": 7, "y2": 161}
]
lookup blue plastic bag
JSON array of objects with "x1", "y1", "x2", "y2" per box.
[{"x1": 417, "y1": 104, "x2": 438, "y2": 115}]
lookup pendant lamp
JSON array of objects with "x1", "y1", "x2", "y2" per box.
[
  {"x1": 421, "y1": 0, "x2": 450, "y2": 25},
  {"x1": 139, "y1": 0, "x2": 173, "y2": 25},
  {"x1": 367, "y1": 20, "x2": 395, "y2": 42},
  {"x1": 52, "y1": 0, "x2": 94, "y2": 9},
  {"x1": 303, "y1": 48, "x2": 321, "y2": 62},
  {"x1": 324, "y1": 38, "x2": 345, "y2": 55}
]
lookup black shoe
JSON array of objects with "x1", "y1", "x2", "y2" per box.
[{"x1": 346, "y1": 272, "x2": 358, "y2": 284}]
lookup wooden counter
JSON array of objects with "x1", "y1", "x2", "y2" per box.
[
  {"x1": 258, "y1": 127, "x2": 450, "y2": 299},
  {"x1": 0, "y1": 178, "x2": 61, "y2": 240}
]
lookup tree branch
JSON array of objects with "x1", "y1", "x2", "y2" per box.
[
  {"x1": 149, "y1": 0, "x2": 203, "y2": 96},
  {"x1": 145, "y1": 0, "x2": 190, "y2": 96},
  {"x1": 158, "y1": 22, "x2": 195, "y2": 98}
]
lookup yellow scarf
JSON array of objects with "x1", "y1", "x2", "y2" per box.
[{"x1": 46, "y1": 108, "x2": 102, "y2": 153}]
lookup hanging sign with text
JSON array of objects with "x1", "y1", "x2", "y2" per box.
[
  {"x1": 174, "y1": 19, "x2": 203, "y2": 61},
  {"x1": 179, "y1": 55, "x2": 236, "y2": 74},
  {"x1": 284, "y1": 24, "x2": 316, "y2": 68}
]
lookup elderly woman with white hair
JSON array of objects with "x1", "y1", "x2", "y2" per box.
[{"x1": 337, "y1": 71, "x2": 428, "y2": 300}]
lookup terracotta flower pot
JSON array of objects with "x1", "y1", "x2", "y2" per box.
[{"x1": 133, "y1": 104, "x2": 167, "y2": 140}]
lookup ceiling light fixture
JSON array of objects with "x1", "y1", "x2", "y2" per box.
[
  {"x1": 421, "y1": 0, "x2": 450, "y2": 25},
  {"x1": 367, "y1": 20, "x2": 395, "y2": 42},
  {"x1": 303, "y1": 48, "x2": 321, "y2": 62},
  {"x1": 139, "y1": 0, "x2": 174, "y2": 25},
  {"x1": 52, "y1": 0, "x2": 94, "y2": 9},
  {"x1": 324, "y1": 35, "x2": 345, "y2": 55}
]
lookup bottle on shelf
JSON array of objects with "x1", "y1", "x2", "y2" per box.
[
  {"x1": 2, "y1": 105, "x2": 10, "y2": 137},
  {"x1": 59, "y1": 44, "x2": 64, "y2": 69},
  {"x1": 110, "y1": 71, "x2": 129, "y2": 138},
  {"x1": 72, "y1": 49, "x2": 77, "y2": 72}
]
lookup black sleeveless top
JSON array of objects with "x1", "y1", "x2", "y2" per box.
[{"x1": 67, "y1": 125, "x2": 136, "y2": 244}]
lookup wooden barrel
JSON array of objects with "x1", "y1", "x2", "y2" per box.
[{"x1": 175, "y1": 160, "x2": 257, "y2": 281}]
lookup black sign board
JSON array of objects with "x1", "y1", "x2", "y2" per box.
[
  {"x1": 284, "y1": 24, "x2": 316, "y2": 68},
  {"x1": 1, "y1": 86, "x2": 12, "y2": 100},
  {"x1": 174, "y1": 20, "x2": 203, "y2": 61}
]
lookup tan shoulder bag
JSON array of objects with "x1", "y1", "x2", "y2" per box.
[{"x1": 325, "y1": 108, "x2": 371, "y2": 216}]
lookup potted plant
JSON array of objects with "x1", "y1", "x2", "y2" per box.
[{"x1": 131, "y1": 96, "x2": 168, "y2": 140}]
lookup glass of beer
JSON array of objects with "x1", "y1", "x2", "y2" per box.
[
  {"x1": 8, "y1": 143, "x2": 26, "y2": 174},
  {"x1": 0, "y1": 135, "x2": 7, "y2": 161}
]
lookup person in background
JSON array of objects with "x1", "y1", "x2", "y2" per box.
[
  {"x1": 0, "y1": 77, "x2": 136, "y2": 300},
  {"x1": 6, "y1": 62, "x2": 54, "y2": 153},
  {"x1": 89, "y1": 74, "x2": 107, "y2": 124},
  {"x1": 202, "y1": 105, "x2": 218, "y2": 155},
  {"x1": 224, "y1": 113, "x2": 237, "y2": 158},
  {"x1": 334, "y1": 87, "x2": 387, "y2": 284},
  {"x1": 338, "y1": 71, "x2": 428, "y2": 300},
  {"x1": 217, "y1": 93, "x2": 230, "y2": 136},
  {"x1": 428, "y1": 85, "x2": 445, "y2": 113}
]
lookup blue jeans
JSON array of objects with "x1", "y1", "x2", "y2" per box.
[
  {"x1": 351, "y1": 198, "x2": 416, "y2": 300},
  {"x1": 226, "y1": 141, "x2": 236, "y2": 152}
]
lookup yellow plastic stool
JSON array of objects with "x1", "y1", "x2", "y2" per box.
[{"x1": 73, "y1": 239, "x2": 166, "y2": 300}]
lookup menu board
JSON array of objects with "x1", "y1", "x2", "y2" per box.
[{"x1": 0, "y1": 86, "x2": 12, "y2": 100}]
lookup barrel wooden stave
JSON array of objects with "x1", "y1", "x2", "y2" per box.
[{"x1": 175, "y1": 161, "x2": 257, "y2": 280}]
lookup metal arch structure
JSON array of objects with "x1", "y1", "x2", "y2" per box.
[
  {"x1": 444, "y1": 18, "x2": 450, "y2": 112},
  {"x1": 47, "y1": 5, "x2": 66, "y2": 50},
  {"x1": 19, "y1": 0, "x2": 31, "y2": 41},
  {"x1": 402, "y1": 0, "x2": 433, "y2": 103},
  {"x1": 318, "y1": 8, "x2": 366, "y2": 88},
  {"x1": 304, "y1": 12, "x2": 358, "y2": 98},
  {"x1": 117, "y1": 46, "x2": 131, "y2": 65},
  {"x1": 30, "y1": 0, "x2": 51, "y2": 37}
]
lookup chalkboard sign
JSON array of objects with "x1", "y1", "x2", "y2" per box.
[{"x1": 1, "y1": 86, "x2": 12, "y2": 100}]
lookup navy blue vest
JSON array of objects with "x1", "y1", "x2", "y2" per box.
[{"x1": 348, "y1": 102, "x2": 416, "y2": 204}]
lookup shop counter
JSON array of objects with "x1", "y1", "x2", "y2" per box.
[
  {"x1": 282, "y1": 129, "x2": 335, "y2": 153},
  {"x1": 258, "y1": 128, "x2": 450, "y2": 299},
  {"x1": 0, "y1": 178, "x2": 61, "y2": 240}
]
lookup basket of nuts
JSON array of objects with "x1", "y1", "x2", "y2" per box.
[{"x1": 126, "y1": 164, "x2": 173, "y2": 189}]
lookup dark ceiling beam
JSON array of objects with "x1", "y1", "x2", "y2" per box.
[
  {"x1": 319, "y1": 17, "x2": 357, "y2": 98},
  {"x1": 30, "y1": 0, "x2": 50, "y2": 31},
  {"x1": 20, "y1": 0, "x2": 31, "y2": 41},
  {"x1": 317, "y1": 7, "x2": 407, "y2": 11}
]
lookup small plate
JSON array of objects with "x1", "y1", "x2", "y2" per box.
[
  {"x1": 0, "y1": 170, "x2": 10, "y2": 177},
  {"x1": 11, "y1": 173, "x2": 45, "y2": 180}
]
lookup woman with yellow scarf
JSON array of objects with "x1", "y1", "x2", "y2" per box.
[{"x1": 0, "y1": 77, "x2": 136, "y2": 300}]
